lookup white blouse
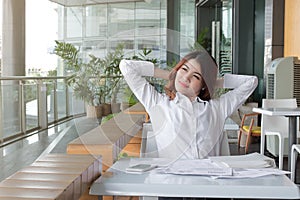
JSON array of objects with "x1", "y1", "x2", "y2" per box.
[{"x1": 120, "y1": 59, "x2": 258, "y2": 159}]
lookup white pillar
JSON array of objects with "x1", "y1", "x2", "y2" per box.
[
  {"x1": 1, "y1": 0, "x2": 26, "y2": 140},
  {"x1": 2, "y1": 0, "x2": 26, "y2": 76}
]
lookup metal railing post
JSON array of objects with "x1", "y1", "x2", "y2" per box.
[
  {"x1": 38, "y1": 80, "x2": 48, "y2": 129},
  {"x1": 53, "y1": 80, "x2": 58, "y2": 122},
  {"x1": 0, "y1": 82, "x2": 3, "y2": 142},
  {"x1": 19, "y1": 80, "x2": 26, "y2": 134},
  {"x1": 65, "y1": 79, "x2": 70, "y2": 117}
]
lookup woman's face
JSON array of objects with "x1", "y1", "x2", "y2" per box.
[{"x1": 175, "y1": 58, "x2": 204, "y2": 100}]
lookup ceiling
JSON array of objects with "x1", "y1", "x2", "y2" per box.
[{"x1": 49, "y1": 0, "x2": 145, "y2": 7}]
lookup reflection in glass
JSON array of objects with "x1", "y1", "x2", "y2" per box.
[
  {"x1": 86, "y1": 5, "x2": 107, "y2": 37},
  {"x1": 24, "y1": 83, "x2": 38, "y2": 131},
  {"x1": 135, "y1": 1, "x2": 161, "y2": 36},
  {"x1": 83, "y1": 40, "x2": 107, "y2": 58},
  {"x1": 108, "y1": 3, "x2": 134, "y2": 38},
  {"x1": 219, "y1": 0, "x2": 232, "y2": 75},
  {"x1": 66, "y1": 7, "x2": 83, "y2": 38},
  {"x1": 56, "y1": 81, "x2": 67, "y2": 120},
  {"x1": 1, "y1": 84, "x2": 21, "y2": 139},
  {"x1": 47, "y1": 82, "x2": 55, "y2": 124},
  {"x1": 26, "y1": 134, "x2": 39, "y2": 145}
]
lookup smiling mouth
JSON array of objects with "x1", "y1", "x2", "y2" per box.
[{"x1": 179, "y1": 81, "x2": 188, "y2": 88}]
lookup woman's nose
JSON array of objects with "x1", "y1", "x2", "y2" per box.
[{"x1": 183, "y1": 72, "x2": 192, "y2": 81}]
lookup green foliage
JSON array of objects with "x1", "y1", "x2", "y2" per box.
[
  {"x1": 116, "y1": 152, "x2": 136, "y2": 161},
  {"x1": 130, "y1": 48, "x2": 158, "y2": 64},
  {"x1": 103, "y1": 44, "x2": 125, "y2": 103},
  {"x1": 191, "y1": 27, "x2": 211, "y2": 53},
  {"x1": 54, "y1": 41, "x2": 158, "y2": 106},
  {"x1": 47, "y1": 70, "x2": 57, "y2": 77},
  {"x1": 54, "y1": 41, "x2": 82, "y2": 72},
  {"x1": 214, "y1": 88, "x2": 231, "y2": 98},
  {"x1": 101, "y1": 113, "x2": 116, "y2": 123},
  {"x1": 54, "y1": 40, "x2": 109, "y2": 105}
]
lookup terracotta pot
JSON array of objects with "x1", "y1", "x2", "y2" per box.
[
  {"x1": 111, "y1": 103, "x2": 121, "y2": 114},
  {"x1": 121, "y1": 102, "x2": 130, "y2": 111},
  {"x1": 102, "y1": 103, "x2": 112, "y2": 116},
  {"x1": 86, "y1": 105, "x2": 103, "y2": 118}
]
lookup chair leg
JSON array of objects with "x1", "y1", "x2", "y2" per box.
[
  {"x1": 291, "y1": 145, "x2": 298, "y2": 182},
  {"x1": 245, "y1": 133, "x2": 252, "y2": 154},
  {"x1": 238, "y1": 130, "x2": 242, "y2": 149},
  {"x1": 266, "y1": 132, "x2": 284, "y2": 169},
  {"x1": 278, "y1": 134, "x2": 283, "y2": 170}
]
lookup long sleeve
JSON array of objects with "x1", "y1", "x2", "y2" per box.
[
  {"x1": 119, "y1": 59, "x2": 166, "y2": 112},
  {"x1": 218, "y1": 73, "x2": 258, "y2": 118}
]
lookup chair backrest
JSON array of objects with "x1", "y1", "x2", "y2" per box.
[
  {"x1": 140, "y1": 122, "x2": 159, "y2": 158},
  {"x1": 262, "y1": 98, "x2": 297, "y2": 134},
  {"x1": 140, "y1": 106, "x2": 166, "y2": 158}
]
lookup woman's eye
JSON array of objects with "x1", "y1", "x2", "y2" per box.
[
  {"x1": 193, "y1": 75, "x2": 200, "y2": 80},
  {"x1": 181, "y1": 67, "x2": 188, "y2": 71}
]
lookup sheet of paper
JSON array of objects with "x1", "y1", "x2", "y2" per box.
[
  {"x1": 129, "y1": 158, "x2": 173, "y2": 168},
  {"x1": 212, "y1": 168, "x2": 290, "y2": 179},
  {"x1": 209, "y1": 152, "x2": 276, "y2": 168},
  {"x1": 156, "y1": 159, "x2": 233, "y2": 176},
  {"x1": 129, "y1": 153, "x2": 287, "y2": 178}
]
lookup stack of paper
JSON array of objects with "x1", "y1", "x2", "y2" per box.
[
  {"x1": 155, "y1": 153, "x2": 289, "y2": 178},
  {"x1": 128, "y1": 153, "x2": 289, "y2": 178},
  {"x1": 209, "y1": 152, "x2": 276, "y2": 168},
  {"x1": 157, "y1": 159, "x2": 233, "y2": 176}
]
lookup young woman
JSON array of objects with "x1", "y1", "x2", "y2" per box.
[{"x1": 120, "y1": 50, "x2": 258, "y2": 159}]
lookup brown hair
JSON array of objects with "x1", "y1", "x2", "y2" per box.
[{"x1": 164, "y1": 50, "x2": 218, "y2": 101}]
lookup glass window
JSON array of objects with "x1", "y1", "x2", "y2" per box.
[
  {"x1": 108, "y1": 3, "x2": 134, "y2": 38},
  {"x1": 86, "y1": 5, "x2": 107, "y2": 38},
  {"x1": 66, "y1": 7, "x2": 83, "y2": 38},
  {"x1": 135, "y1": 1, "x2": 161, "y2": 36},
  {"x1": 136, "y1": 37, "x2": 161, "y2": 59},
  {"x1": 109, "y1": 39, "x2": 134, "y2": 57},
  {"x1": 180, "y1": 0, "x2": 195, "y2": 38},
  {"x1": 180, "y1": 0, "x2": 195, "y2": 57},
  {"x1": 83, "y1": 40, "x2": 107, "y2": 58}
]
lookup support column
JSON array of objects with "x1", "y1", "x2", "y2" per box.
[
  {"x1": 1, "y1": 0, "x2": 26, "y2": 140},
  {"x1": 167, "y1": 0, "x2": 180, "y2": 63},
  {"x1": 2, "y1": 0, "x2": 26, "y2": 76}
]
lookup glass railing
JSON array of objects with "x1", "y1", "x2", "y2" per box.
[{"x1": 0, "y1": 76, "x2": 85, "y2": 144}]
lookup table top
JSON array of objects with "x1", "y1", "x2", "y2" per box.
[
  {"x1": 90, "y1": 157, "x2": 300, "y2": 199},
  {"x1": 253, "y1": 107, "x2": 300, "y2": 116}
]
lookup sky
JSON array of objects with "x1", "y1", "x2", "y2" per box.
[
  {"x1": 25, "y1": 0, "x2": 58, "y2": 72},
  {"x1": 0, "y1": 0, "x2": 58, "y2": 73}
]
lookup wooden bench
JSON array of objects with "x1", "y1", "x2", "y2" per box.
[
  {"x1": 0, "y1": 154, "x2": 101, "y2": 200},
  {"x1": 67, "y1": 103, "x2": 146, "y2": 171}
]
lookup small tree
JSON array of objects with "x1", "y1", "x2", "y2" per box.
[{"x1": 54, "y1": 41, "x2": 108, "y2": 106}]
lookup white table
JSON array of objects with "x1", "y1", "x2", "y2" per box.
[
  {"x1": 90, "y1": 157, "x2": 300, "y2": 199},
  {"x1": 253, "y1": 107, "x2": 300, "y2": 170}
]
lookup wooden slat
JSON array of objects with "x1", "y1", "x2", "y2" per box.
[
  {"x1": 0, "y1": 154, "x2": 102, "y2": 199},
  {"x1": 67, "y1": 103, "x2": 145, "y2": 171}
]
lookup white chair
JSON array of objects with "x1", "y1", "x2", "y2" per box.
[
  {"x1": 261, "y1": 98, "x2": 299, "y2": 169},
  {"x1": 291, "y1": 144, "x2": 300, "y2": 182},
  {"x1": 140, "y1": 122, "x2": 158, "y2": 158}
]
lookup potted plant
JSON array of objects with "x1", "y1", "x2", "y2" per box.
[
  {"x1": 54, "y1": 41, "x2": 109, "y2": 118},
  {"x1": 102, "y1": 44, "x2": 124, "y2": 114},
  {"x1": 54, "y1": 41, "x2": 158, "y2": 117}
]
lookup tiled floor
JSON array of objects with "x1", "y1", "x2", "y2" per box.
[{"x1": 0, "y1": 116, "x2": 299, "y2": 200}]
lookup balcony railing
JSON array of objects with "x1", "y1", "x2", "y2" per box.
[{"x1": 0, "y1": 76, "x2": 85, "y2": 145}]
